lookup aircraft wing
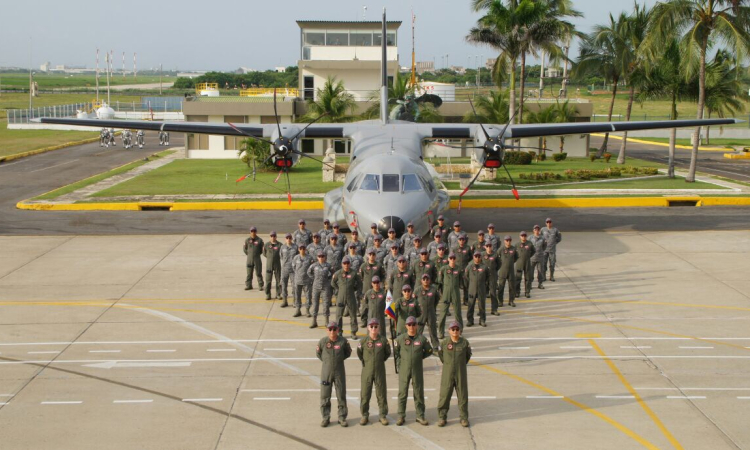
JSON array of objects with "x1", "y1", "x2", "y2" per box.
[{"x1": 505, "y1": 118, "x2": 740, "y2": 139}]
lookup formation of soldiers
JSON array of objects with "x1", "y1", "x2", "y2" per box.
[{"x1": 243, "y1": 216, "x2": 563, "y2": 427}]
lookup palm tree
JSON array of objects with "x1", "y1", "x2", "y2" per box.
[
  {"x1": 699, "y1": 50, "x2": 745, "y2": 144},
  {"x1": 362, "y1": 71, "x2": 444, "y2": 123},
  {"x1": 463, "y1": 90, "x2": 512, "y2": 125},
  {"x1": 551, "y1": 100, "x2": 577, "y2": 153},
  {"x1": 616, "y1": 3, "x2": 651, "y2": 165},
  {"x1": 647, "y1": 0, "x2": 750, "y2": 182},
  {"x1": 301, "y1": 76, "x2": 356, "y2": 151},
  {"x1": 524, "y1": 103, "x2": 558, "y2": 152},
  {"x1": 574, "y1": 12, "x2": 629, "y2": 157}
]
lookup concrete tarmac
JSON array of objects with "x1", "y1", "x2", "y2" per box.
[{"x1": 1, "y1": 231, "x2": 750, "y2": 449}]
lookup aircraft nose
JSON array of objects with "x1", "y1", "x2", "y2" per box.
[{"x1": 378, "y1": 216, "x2": 406, "y2": 238}]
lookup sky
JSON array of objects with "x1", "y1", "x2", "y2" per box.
[{"x1": 0, "y1": 0, "x2": 659, "y2": 72}]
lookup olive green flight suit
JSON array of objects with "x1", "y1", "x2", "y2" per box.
[
  {"x1": 357, "y1": 334, "x2": 391, "y2": 419},
  {"x1": 263, "y1": 239, "x2": 282, "y2": 298},
  {"x1": 452, "y1": 244, "x2": 472, "y2": 305},
  {"x1": 515, "y1": 239, "x2": 536, "y2": 296},
  {"x1": 394, "y1": 296, "x2": 421, "y2": 336},
  {"x1": 332, "y1": 269, "x2": 362, "y2": 335},
  {"x1": 359, "y1": 261, "x2": 385, "y2": 326},
  {"x1": 431, "y1": 224, "x2": 449, "y2": 243},
  {"x1": 498, "y1": 246, "x2": 518, "y2": 306},
  {"x1": 316, "y1": 335, "x2": 352, "y2": 421},
  {"x1": 412, "y1": 259, "x2": 437, "y2": 284},
  {"x1": 361, "y1": 288, "x2": 387, "y2": 331},
  {"x1": 482, "y1": 251, "x2": 500, "y2": 313},
  {"x1": 437, "y1": 264, "x2": 463, "y2": 337},
  {"x1": 387, "y1": 268, "x2": 415, "y2": 300},
  {"x1": 243, "y1": 236, "x2": 264, "y2": 289},
  {"x1": 437, "y1": 336, "x2": 472, "y2": 421},
  {"x1": 414, "y1": 284, "x2": 441, "y2": 349},
  {"x1": 464, "y1": 262, "x2": 490, "y2": 326},
  {"x1": 394, "y1": 332, "x2": 433, "y2": 420}
]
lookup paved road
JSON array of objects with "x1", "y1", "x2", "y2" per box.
[{"x1": 2, "y1": 134, "x2": 750, "y2": 236}]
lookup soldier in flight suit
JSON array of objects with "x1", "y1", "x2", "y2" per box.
[
  {"x1": 316, "y1": 321, "x2": 352, "y2": 427},
  {"x1": 542, "y1": 218, "x2": 562, "y2": 282},
  {"x1": 291, "y1": 244, "x2": 315, "y2": 319},
  {"x1": 357, "y1": 318, "x2": 391, "y2": 426},
  {"x1": 293, "y1": 219, "x2": 313, "y2": 249},
  {"x1": 306, "y1": 233, "x2": 324, "y2": 259},
  {"x1": 367, "y1": 235, "x2": 387, "y2": 263},
  {"x1": 394, "y1": 285, "x2": 421, "y2": 336},
  {"x1": 349, "y1": 230, "x2": 366, "y2": 256},
  {"x1": 263, "y1": 231, "x2": 282, "y2": 300},
  {"x1": 332, "y1": 257, "x2": 363, "y2": 339},
  {"x1": 330, "y1": 223, "x2": 348, "y2": 248},
  {"x1": 464, "y1": 252, "x2": 489, "y2": 327},
  {"x1": 325, "y1": 235, "x2": 344, "y2": 273},
  {"x1": 514, "y1": 231, "x2": 536, "y2": 298},
  {"x1": 394, "y1": 316, "x2": 433, "y2": 426},
  {"x1": 447, "y1": 221, "x2": 464, "y2": 250},
  {"x1": 345, "y1": 243, "x2": 365, "y2": 325},
  {"x1": 361, "y1": 276, "x2": 387, "y2": 332},
  {"x1": 427, "y1": 231, "x2": 443, "y2": 259},
  {"x1": 437, "y1": 253, "x2": 463, "y2": 338},
  {"x1": 414, "y1": 274, "x2": 440, "y2": 349},
  {"x1": 486, "y1": 223, "x2": 500, "y2": 252},
  {"x1": 529, "y1": 225, "x2": 547, "y2": 289},
  {"x1": 243, "y1": 227, "x2": 264, "y2": 291},
  {"x1": 404, "y1": 236, "x2": 424, "y2": 267},
  {"x1": 401, "y1": 222, "x2": 417, "y2": 253},
  {"x1": 412, "y1": 248, "x2": 437, "y2": 284},
  {"x1": 365, "y1": 223, "x2": 380, "y2": 249},
  {"x1": 453, "y1": 235, "x2": 473, "y2": 306},
  {"x1": 383, "y1": 228, "x2": 400, "y2": 254},
  {"x1": 359, "y1": 250, "x2": 385, "y2": 328},
  {"x1": 498, "y1": 236, "x2": 519, "y2": 307},
  {"x1": 482, "y1": 243, "x2": 500, "y2": 315},
  {"x1": 279, "y1": 233, "x2": 298, "y2": 307},
  {"x1": 437, "y1": 320, "x2": 472, "y2": 428},
  {"x1": 383, "y1": 243, "x2": 402, "y2": 279},
  {"x1": 307, "y1": 252, "x2": 333, "y2": 328},
  {"x1": 318, "y1": 219, "x2": 334, "y2": 244},
  {"x1": 431, "y1": 215, "x2": 449, "y2": 244}
]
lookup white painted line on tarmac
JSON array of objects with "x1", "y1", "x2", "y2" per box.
[
  {"x1": 596, "y1": 395, "x2": 636, "y2": 399},
  {"x1": 263, "y1": 348, "x2": 296, "y2": 351},
  {"x1": 620, "y1": 346, "x2": 651, "y2": 349},
  {"x1": 527, "y1": 396, "x2": 563, "y2": 399},
  {"x1": 207, "y1": 349, "x2": 236, "y2": 352},
  {"x1": 113, "y1": 400, "x2": 153, "y2": 404},
  {"x1": 41, "y1": 401, "x2": 83, "y2": 405},
  {"x1": 242, "y1": 389, "x2": 317, "y2": 393},
  {"x1": 89, "y1": 350, "x2": 121, "y2": 353},
  {"x1": 146, "y1": 349, "x2": 176, "y2": 353},
  {"x1": 253, "y1": 397, "x2": 291, "y2": 401},
  {"x1": 182, "y1": 398, "x2": 222, "y2": 403},
  {"x1": 0, "y1": 402, "x2": 9, "y2": 405},
  {"x1": 667, "y1": 396, "x2": 706, "y2": 400},
  {"x1": 679, "y1": 346, "x2": 714, "y2": 349},
  {"x1": 0, "y1": 160, "x2": 24, "y2": 169},
  {"x1": 499, "y1": 347, "x2": 530, "y2": 350},
  {"x1": 27, "y1": 351, "x2": 59, "y2": 354},
  {"x1": 28, "y1": 159, "x2": 79, "y2": 173},
  {"x1": 0, "y1": 394, "x2": 14, "y2": 397},
  {"x1": 737, "y1": 397, "x2": 750, "y2": 399}
]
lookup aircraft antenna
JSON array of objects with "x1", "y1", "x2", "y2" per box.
[{"x1": 380, "y1": 8, "x2": 388, "y2": 124}]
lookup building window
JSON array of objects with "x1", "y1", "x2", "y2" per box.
[
  {"x1": 373, "y1": 32, "x2": 397, "y2": 46},
  {"x1": 304, "y1": 76, "x2": 314, "y2": 100},
  {"x1": 304, "y1": 31, "x2": 325, "y2": 46},
  {"x1": 350, "y1": 31, "x2": 372, "y2": 46},
  {"x1": 301, "y1": 139, "x2": 314, "y2": 154},
  {"x1": 224, "y1": 116, "x2": 246, "y2": 150},
  {"x1": 326, "y1": 32, "x2": 349, "y2": 46}
]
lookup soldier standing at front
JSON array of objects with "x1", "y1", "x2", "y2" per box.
[
  {"x1": 307, "y1": 252, "x2": 333, "y2": 328},
  {"x1": 291, "y1": 244, "x2": 315, "y2": 319},
  {"x1": 542, "y1": 218, "x2": 562, "y2": 282},
  {"x1": 263, "y1": 231, "x2": 282, "y2": 300},
  {"x1": 243, "y1": 227, "x2": 264, "y2": 291},
  {"x1": 333, "y1": 257, "x2": 362, "y2": 339},
  {"x1": 437, "y1": 320, "x2": 472, "y2": 428},
  {"x1": 498, "y1": 236, "x2": 519, "y2": 307},
  {"x1": 465, "y1": 252, "x2": 489, "y2": 327},
  {"x1": 515, "y1": 231, "x2": 535, "y2": 298},
  {"x1": 394, "y1": 316, "x2": 433, "y2": 426},
  {"x1": 437, "y1": 253, "x2": 463, "y2": 338},
  {"x1": 529, "y1": 225, "x2": 547, "y2": 290},
  {"x1": 358, "y1": 318, "x2": 391, "y2": 426},
  {"x1": 316, "y1": 321, "x2": 352, "y2": 428},
  {"x1": 279, "y1": 233, "x2": 298, "y2": 308}
]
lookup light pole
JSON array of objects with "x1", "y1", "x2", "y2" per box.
[
  {"x1": 475, "y1": 55, "x2": 480, "y2": 87},
  {"x1": 159, "y1": 64, "x2": 163, "y2": 95},
  {"x1": 29, "y1": 37, "x2": 33, "y2": 119}
]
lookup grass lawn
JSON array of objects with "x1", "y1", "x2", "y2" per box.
[
  {"x1": 444, "y1": 176, "x2": 725, "y2": 190},
  {"x1": 93, "y1": 157, "x2": 343, "y2": 197},
  {"x1": 33, "y1": 150, "x2": 175, "y2": 200},
  {"x1": 634, "y1": 137, "x2": 750, "y2": 147},
  {"x1": 0, "y1": 126, "x2": 99, "y2": 158},
  {"x1": 1, "y1": 73, "x2": 163, "y2": 89}
]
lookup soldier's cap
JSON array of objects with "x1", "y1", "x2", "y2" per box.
[
  {"x1": 449, "y1": 254, "x2": 457, "y2": 259},
  {"x1": 333, "y1": 223, "x2": 340, "y2": 229},
  {"x1": 453, "y1": 221, "x2": 461, "y2": 227},
  {"x1": 478, "y1": 230, "x2": 485, "y2": 235},
  {"x1": 388, "y1": 228, "x2": 395, "y2": 233},
  {"x1": 370, "y1": 223, "x2": 378, "y2": 228},
  {"x1": 323, "y1": 219, "x2": 330, "y2": 224},
  {"x1": 448, "y1": 320, "x2": 462, "y2": 330},
  {"x1": 420, "y1": 248, "x2": 428, "y2": 254},
  {"x1": 367, "y1": 318, "x2": 380, "y2": 327},
  {"x1": 520, "y1": 231, "x2": 527, "y2": 236},
  {"x1": 402, "y1": 284, "x2": 412, "y2": 291},
  {"x1": 406, "y1": 316, "x2": 418, "y2": 325},
  {"x1": 329, "y1": 235, "x2": 338, "y2": 240},
  {"x1": 349, "y1": 243, "x2": 357, "y2": 249},
  {"x1": 473, "y1": 251, "x2": 482, "y2": 257},
  {"x1": 285, "y1": 233, "x2": 292, "y2": 239},
  {"x1": 437, "y1": 243, "x2": 445, "y2": 250},
  {"x1": 437, "y1": 215, "x2": 445, "y2": 220},
  {"x1": 421, "y1": 273, "x2": 430, "y2": 280},
  {"x1": 533, "y1": 225, "x2": 541, "y2": 230},
  {"x1": 313, "y1": 233, "x2": 321, "y2": 239},
  {"x1": 546, "y1": 218, "x2": 552, "y2": 223},
  {"x1": 327, "y1": 321, "x2": 339, "y2": 330},
  {"x1": 458, "y1": 235, "x2": 467, "y2": 241},
  {"x1": 484, "y1": 242, "x2": 493, "y2": 247},
  {"x1": 250, "y1": 226, "x2": 257, "y2": 232},
  {"x1": 414, "y1": 235, "x2": 422, "y2": 241},
  {"x1": 299, "y1": 244, "x2": 307, "y2": 249},
  {"x1": 368, "y1": 249, "x2": 376, "y2": 254},
  {"x1": 372, "y1": 276, "x2": 381, "y2": 283},
  {"x1": 298, "y1": 219, "x2": 305, "y2": 224},
  {"x1": 391, "y1": 243, "x2": 399, "y2": 250},
  {"x1": 269, "y1": 231, "x2": 277, "y2": 237},
  {"x1": 342, "y1": 257, "x2": 350, "y2": 264},
  {"x1": 407, "y1": 222, "x2": 414, "y2": 227},
  {"x1": 374, "y1": 235, "x2": 382, "y2": 241},
  {"x1": 317, "y1": 251, "x2": 325, "y2": 257},
  {"x1": 352, "y1": 230, "x2": 359, "y2": 235},
  {"x1": 434, "y1": 231, "x2": 442, "y2": 237},
  {"x1": 504, "y1": 235, "x2": 512, "y2": 241},
  {"x1": 397, "y1": 255, "x2": 406, "y2": 262},
  {"x1": 488, "y1": 223, "x2": 495, "y2": 229}
]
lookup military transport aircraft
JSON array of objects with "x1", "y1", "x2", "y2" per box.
[{"x1": 40, "y1": 9, "x2": 738, "y2": 239}]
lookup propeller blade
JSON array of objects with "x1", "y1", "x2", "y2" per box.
[
  {"x1": 499, "y1": 108, "x2": 519, "y2": 142},
  {"x1": 457, "y1": 158, "x2": 486, "y2": 215},
  {"x1": 284, "y1": 168, "x2": 292, "y2": 205},
  {"x1": 274, "y1": 170, "x2": 283, "y2": 183},
  {"x1": 227, "y1": 122, "x2": 273, "y2": 145},
  {"x1": 291, "y1": 112, "x2": 329, "y2": 141},
  {"x1": 502, "y1": 164, "x2": 520, "y2": 200},
  {"x1": 468, "y1": 98, "x2": 491, "y2": 141},
  {"x1": 252, "y1": 157, "x2": 257, "y2": 181},
  {"x1": 235, "y1": 173, "x2": 251, "y2": 183},
  {"x1": 273, "y1": 89, "x2": 283, "y2": 140},
  {"x1": 292, "y1": 150, "x2": 336, "y2": 170}
]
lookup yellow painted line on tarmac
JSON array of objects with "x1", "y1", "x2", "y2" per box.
[
  {"x1": 451, "y1": 197, "x2": 672, "y2": 209},
  {"x1": 472, "y1": 361, "x2": 659, "y2": 450},
  {"x1": 16, "y1": 200, "x2": 324, "y2": 211},
  {"x1": 592, "y1": 133, "x2": 731, "y2": 152},
  {"x1": 588, "y1": 339, "x2": 684, "y2": 450},
  {"x1": 723, "y1": 153, "x2": 750, "y2": 159}
]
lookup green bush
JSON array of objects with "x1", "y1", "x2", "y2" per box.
[
  {"x1": 609, "y1": 167, "x2": 622, "y2": 177},
  {"x1": 643, "y1": 167, "x2": 659, "y2": 175},
  {"x1": 504, "y1": 151, "x2": 532, "y2": 165},
  {"x1": 539, "y1": 152, "x2": 546, "y2": 161},
  {"x1": 553, "y1": 152, "x2": 568, "y2": 162},
  {"x1": 518, "y1": 172, "x2": 562, "y2": 181},
  {"x1": 590, "y1": 155, "x2": 596, "y2": 162}
]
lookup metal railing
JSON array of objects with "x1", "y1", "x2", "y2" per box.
[
  {"x1": 6, "y1": 99, "x2": 184, "y2": 124},
  {"x1": 240, "y1": 88, "x2": 299, "y2": 97}
]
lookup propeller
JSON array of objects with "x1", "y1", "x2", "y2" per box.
[{"x1": 231, "y1": 88, "x2": 337, "y2": 204}]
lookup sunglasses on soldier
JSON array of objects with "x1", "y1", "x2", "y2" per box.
[{"x1": 369, "y1": 324, "x2": 379, "y2": 328}]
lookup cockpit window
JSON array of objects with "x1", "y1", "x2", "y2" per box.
[
  {"x1": 418, "y1": 174, "x2": 435, "y2": 192},
  {"x1": 382, "y1": 174, "x2": 400, "y2": 192},
  {"x1": 402, "y1": 174, "x2": 422, "y2": 192},
  {"x1": 346, "y1": 174, "x2": 361, "y2": 192},
  {"x1": 360, "y1": 174, "x2": 380, "y2": 191}
]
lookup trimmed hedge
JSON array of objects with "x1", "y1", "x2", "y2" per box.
[
  {"x1": 504, "y1": 151, "x2": 533, "y2": 165},
  {"x1": 552, "y1": 152, "x2": 568, "y2": 162}
]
